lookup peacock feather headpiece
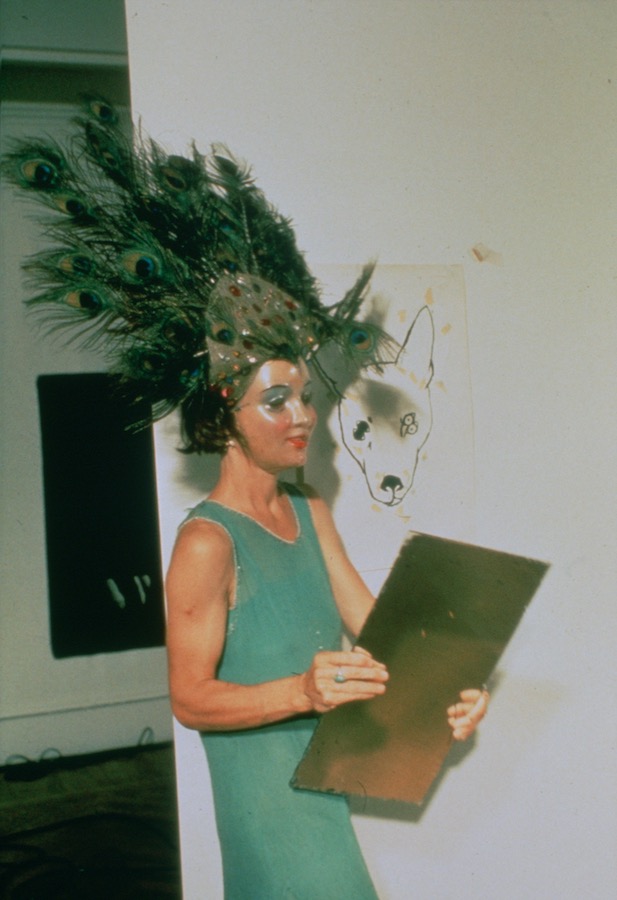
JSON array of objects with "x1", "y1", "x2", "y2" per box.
[{"x1": 2, "y1": 96, "x2": 396, "y2": 435}]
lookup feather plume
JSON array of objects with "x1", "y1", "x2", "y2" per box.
[{"x1": 2, "y1": 95, "x2": 397, "y2": 419}]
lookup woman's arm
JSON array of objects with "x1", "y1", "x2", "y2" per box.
[
  {"x1": 165, "y1": 517, "x2": 388, "y2": 731},
  {"x1": 304, "y1": 488, "x2": 376, "y2": 637},
  {"x1": 304, "y1": 486, "x2": 489, "y2": 738}
]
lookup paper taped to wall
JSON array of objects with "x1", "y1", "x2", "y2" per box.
[{"x1": 292, "y1": 533, "x2": 549, "y2": 805}]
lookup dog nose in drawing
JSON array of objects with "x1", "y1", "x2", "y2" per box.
[{"x1": 380, "y1": 475, "x2": 404, "y2": 498}]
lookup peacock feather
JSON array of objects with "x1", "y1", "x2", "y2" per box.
[{"x1": 2, "y1": 95, "x2": 398, "y2": 420}]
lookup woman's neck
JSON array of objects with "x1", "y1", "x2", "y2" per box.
[
  {"x1": 209, "y1": 450, "x2": 297, "y2": 540},
  {"x1": 209, "y1": 446, "x2": 283, "y2": 512}
]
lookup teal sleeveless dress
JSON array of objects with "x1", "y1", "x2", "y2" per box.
[{"x1": 184, "y1": 483, "x2": 378, "y2": 899}]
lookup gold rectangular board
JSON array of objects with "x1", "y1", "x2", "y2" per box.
[{"x1": 292, "y1": 533, "x2": 549, "y2": 805}]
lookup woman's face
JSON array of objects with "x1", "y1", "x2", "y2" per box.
[{"x1": 232, "y1": 359, "x2": 317, "y2": 472}]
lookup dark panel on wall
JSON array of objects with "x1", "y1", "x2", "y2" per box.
[
  {"x1": 0, "y1": 63, "x2": 131, "y2": 105},
  {"x1": 37, "y1": 373, "x2": 165, "y2": 658}
]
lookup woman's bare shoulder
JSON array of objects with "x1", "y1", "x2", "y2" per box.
[
  {"x1": 168, "y1": 516, "x2": 234, "y2": 586},
  {"x1": 177, "y1": 514, "x2": 233, "y2": 547}
]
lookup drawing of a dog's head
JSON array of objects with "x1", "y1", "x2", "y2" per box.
[{"x1": 337, "y1": 305, "x2": 434, "y2": 507}]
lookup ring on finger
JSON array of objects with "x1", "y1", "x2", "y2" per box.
[{"x1": 334, "y1": 667, "x2": 346, "y2": 684}]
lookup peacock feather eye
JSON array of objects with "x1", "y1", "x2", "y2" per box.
[
  {"x1": 86, "y1": 126, "x2": 124, "y2": 171},
  {"x1": 20, "y1": 157, "x2": 61, "y2": 189},
  {"x1": 157, "y1": 156, "x2": 200, "y2": 193},
  {"x1": 159, "y1": 167, "x2": 185, "y2": 191},
  {"x1": 121, "y1": 250, "x2": 162, "y2": 281},
  {"x1": 58, "y1": 254, "x2": 96, "y2": 276},
  {"x1": 65, "y1": 289, "x2": 104, "y2": 312},
  {"x1": 2, "y1": 99, "x2": 394, "y2": 418},
  {"x1": 87, "y1": 98, "x2": 117, "y2": 124},
  {"x1": 210, "y1": 323, "x2": 236, "y2": 345},
  {"x1": 51, "y1": 194, "x2": 88, "y2": 218},
  {"x1": 348, "y1": 327, "x2": 374, "y2": 352}
]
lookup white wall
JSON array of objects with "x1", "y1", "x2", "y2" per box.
[
  {"x1": 124, "y1": 2, "x2": 616, "y2": 898},
  {"x1": 0, "y1": 0, "x2": 173, "y2": 762}
]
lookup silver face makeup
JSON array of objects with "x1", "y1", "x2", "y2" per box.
[
  {"x1": 258, "y1": 383, "x2": 314, "y2": 415},
  {"x1": 231, "y1": 360, "x2": 317, "y2": 471}
]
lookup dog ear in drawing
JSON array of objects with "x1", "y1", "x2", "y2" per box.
[{"x1": 337, "y1": 305, "x2": 434, "y2": 507}]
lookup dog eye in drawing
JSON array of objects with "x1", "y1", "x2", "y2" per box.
[
  {"x1": 400, "y1": 411, "x2": 418, "y2": 437},
  {"x1": 353, "y1": 419, "x2": 371, "y2": 441}
]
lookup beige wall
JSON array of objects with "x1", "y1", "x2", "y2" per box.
[{"x1": 125, "y1": 1, "x2": 616, "y2": 898}]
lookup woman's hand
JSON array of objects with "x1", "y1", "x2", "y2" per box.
[
  {"x1": 447, "y1": 687, "x2": 490, "y2": 741},
  {"x1": 300, "y1": 647, "x2": 389, "y2": 714}
]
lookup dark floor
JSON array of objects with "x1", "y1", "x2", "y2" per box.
[{"x1": 0, "y1": 742, "x2": 181, "y2": 899}]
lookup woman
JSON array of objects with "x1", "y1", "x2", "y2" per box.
[
  {"x1": 166, "y1": 356, "x2": 488, "y2": 899},
  {"x1": 3, "y1": 99, "x2": 488, "y2": 897}
]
